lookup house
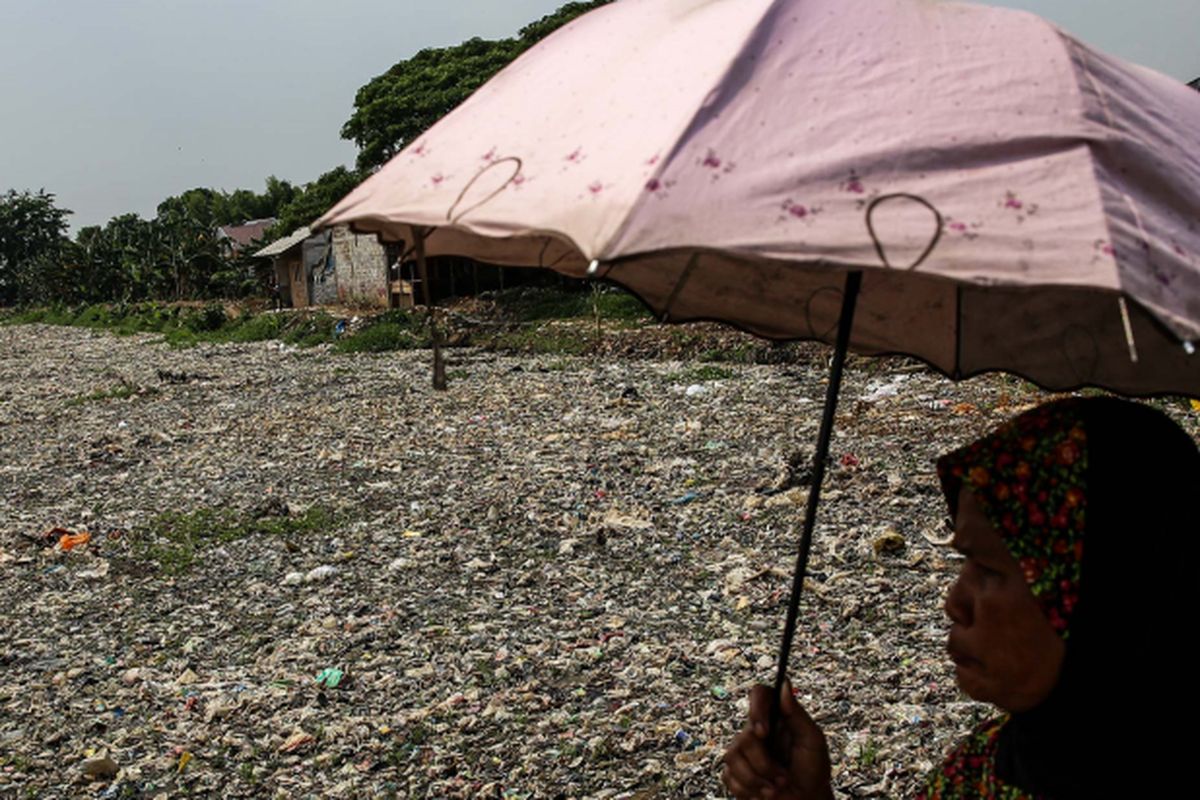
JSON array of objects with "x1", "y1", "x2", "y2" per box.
[
  {"x1": 253, "y1": 224, "x2": 413, "y2": 309},
  {"x1": 330, "y1": 225, "x2": 414, "y2": 309},
  {"x1": 217, "y1": 218, "x2": 276, "y2": 257},
  {"x1": 254, "y1": 223, "x2": 546, "y2": 310}
]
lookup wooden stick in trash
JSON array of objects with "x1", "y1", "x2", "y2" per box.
[{"x1": 414, "y1": 227, "x2": 447, "y2": 391}]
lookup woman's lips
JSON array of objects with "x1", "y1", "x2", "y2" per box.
[{"x1": 946, "y1": 638, "x2": 982, "y2": 668}]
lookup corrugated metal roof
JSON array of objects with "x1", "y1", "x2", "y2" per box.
[{"x1": 253, "y1": 227, "x2": 312, "y2": 258}]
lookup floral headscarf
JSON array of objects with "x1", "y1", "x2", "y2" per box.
[{"x1": 935, "y1": 400, "x2": 1088, "y2": 637}]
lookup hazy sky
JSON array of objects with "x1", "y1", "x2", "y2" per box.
[{"x1": 1, "y1": 0, "x2": 1196, "y2": 232}]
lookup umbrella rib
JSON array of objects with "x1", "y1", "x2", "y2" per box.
[{"x1": 659, "y1": 253, "x2": 701, "y2": 323}]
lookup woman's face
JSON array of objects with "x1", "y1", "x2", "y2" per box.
[{"x1": 944, "y1": 487, "x2": 1066, "y2": 712}]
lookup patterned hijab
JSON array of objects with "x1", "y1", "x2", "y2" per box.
[{"x1": 919, "y1": 397, "x2": 1199, "y2": 800}]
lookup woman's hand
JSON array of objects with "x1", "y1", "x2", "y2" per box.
[{"x1": 721, "y1": 680, "x2": 833, "y2": 799}]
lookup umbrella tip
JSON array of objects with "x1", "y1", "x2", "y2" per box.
[{"x1": 587, "y1": 260, "x2": 600, "y2": 277}]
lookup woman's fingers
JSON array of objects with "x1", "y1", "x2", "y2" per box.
[
  {"x1": 779, "y1": 679, "x2": 822, "y2": 741},
  {"x1": 736, "y1": 726, "x2": 782, "y2": 781},
  {"x1": 747, "y1": 683, "x2": 774, "y2": 736},
  {"x1": 727, "y1": 680, "x2": 831, "y2": 799},
  {"x1": 723, "y1": 730, "x2": 783, "y2": 798}
]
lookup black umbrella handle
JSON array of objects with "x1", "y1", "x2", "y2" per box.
[{"x1": 769, "y1": 270, "x2": 863, "y2": 760}]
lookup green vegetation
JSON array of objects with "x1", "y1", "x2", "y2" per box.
[
  {"x1": 134, "y1": 504, "x2": 337, "y2": 575},
  {"x1": 857, "y1": 737, "x2": 880, "y2": 769},
  {"x1": 3, "y1": 302, "x2": 339, "y2": 349},
  {"x1": 65, "y1": 382, "x2": 148, "y2": 407},
  {"x1": 698, "y1": 345, "x2": 755, "y2": 364},
  {"x1": 0, "y1": 189, "x2": 72, "y2": 306},
  {"x1": 493, "y1": 285, "x2": 649, "y2": 323},
  {"x1": 490, "y1": 323, "x2": 591, "y2": 356},
  {"x1": 1, "y1": 285, "x2": 824, "y2": 365},
  {"x1": 2, "y1": 285, "x2": 651, "y2": 356},
  {"x1": 669, "y1": 364, "x2": 737, "y2": 383},
  {"x1": 333, "y1": 310, "x2": 429, "y2": 353}
]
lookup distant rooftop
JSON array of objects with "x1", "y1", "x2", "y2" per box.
[
  {"x1": 218, "y1": 218, "x2": 277, "y2": 252},
  {"x1": 253, "y1": 226, "x2": 312, "y2": 258}
]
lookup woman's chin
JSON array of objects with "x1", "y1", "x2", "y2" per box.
[{"x1": 953, "y1": 664, "x2": 990, "y2": 703}]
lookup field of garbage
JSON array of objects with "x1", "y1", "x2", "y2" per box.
[{"x1": 2, "y1": 320, "x2": 1193, "y2": 798}]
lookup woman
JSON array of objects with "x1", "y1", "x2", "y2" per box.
[{"x1": 722, "y1": 397, "x2": 1199, "y2": 799}]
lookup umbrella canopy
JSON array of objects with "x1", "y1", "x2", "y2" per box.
[{"x1": 318, "y1": 0, "x2": 1200, "y2": 396}]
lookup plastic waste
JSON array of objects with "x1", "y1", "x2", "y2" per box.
[
  {"x1": 59, "y1": 531, "x2": 92, "y2": 550},
  {"x1": 305, "y1": 565, "x2": 338, "y2": 583},
  {"x1": 315, "y1": 667, "x2": 344, "y2": 689}
]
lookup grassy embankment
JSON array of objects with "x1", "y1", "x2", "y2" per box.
[{"x1": 0, "y1": 287, "x2": 654, "y2": 355}]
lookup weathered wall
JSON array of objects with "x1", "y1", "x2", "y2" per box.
[
  {"x1": 332, "y1": 225, "x2": 389, "y2": 308},
  {"x1": 306, "y1": 234, "x2": 338, "y2": 306}
]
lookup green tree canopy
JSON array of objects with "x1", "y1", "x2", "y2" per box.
[
  {"x1": 341, "y1": 1, "x2": 611, "y2": 171},
  {"x1": 0, "y1": 189, "x2": 73, "y2": 305},
  {"x1": 157, "y1": 176, "x2": 298, "y2": 228},
  {"x1": 273, "y1": 166, "x2": 366, "y2": 234}
]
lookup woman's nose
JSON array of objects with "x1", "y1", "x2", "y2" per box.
[{"x1": 944, "y1": 576, "x2": 972, "y2": 626}]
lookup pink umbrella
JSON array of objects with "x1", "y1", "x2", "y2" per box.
[{"x1": 317, "y1": 0, "x2": 1200, "y2": 714}]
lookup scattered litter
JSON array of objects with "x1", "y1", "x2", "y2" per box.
[
  {"x1": 3, "y1": 323, "x2": 1194, "y2": 797},
  {"x1": 59, "y1": 531, "x2": 91, "y2": 550},
  {"x1": 305, "y1": 565, "x2": 339, "y2": 583},
  {"x1": 873, "y1": 528, "x2": 907, "y2": 557},
  {"x1": 315, "y1": 667, "x2": 344, "y2": 689},
  {"x1": 279, "y1": 729, "x2": 315, "y2": 754},
  {"x1": 38, "y1": 526, "x2": 74, "y2": 546},
  {"x1": 921, "y1": 525, "x2": 956, "y2": 547},
  {"x1": 860, "y1": 373, "x2": 911, "y2": 402},
  {"x1": 81, "y1": 756, "x2": 118, "y2": 780}
]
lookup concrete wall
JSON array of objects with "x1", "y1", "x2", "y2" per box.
[{"x1": 332, "y1": 225, "x2": 389, "y2": 308}]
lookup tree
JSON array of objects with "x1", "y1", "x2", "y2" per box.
[
  {"x1": 513, "y1": 0, "x2": 610, "y2": 44},
  {"x1": 341, "y1": 1, "x2": 611, "y2": 171},
  {"x1": 152, "y1": 200, "x2": 226, "y2": 300},
  {"x1": 0, "y1": 189, "x2": 72, "y2": 305},
  {"x1": 157, "y1": 177, "x2": 298, "y2": 228},
  {"x1": 273, "y1": 166, "x2": 365, "y2": 234},
  {"x1": 70, "y1": 214, "x2": 160, "y2": 302}
]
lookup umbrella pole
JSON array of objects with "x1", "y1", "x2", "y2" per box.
[
  {"x1": 414, "y1": 228, "x2": 447, "y2": 391},
  {"x1": 770, "y1": 270, "x2": 863, "y2": 741}
]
